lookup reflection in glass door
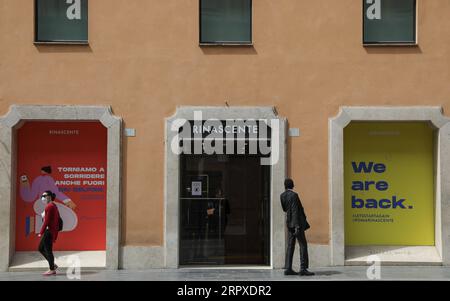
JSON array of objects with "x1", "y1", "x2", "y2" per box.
[{"x1": 179, "y1": 154, "x2": 270, "y2": 266}]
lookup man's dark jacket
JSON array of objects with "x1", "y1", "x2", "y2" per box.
[{"x1": 280, "y1": 189, "x2": 310, "y2": 231}]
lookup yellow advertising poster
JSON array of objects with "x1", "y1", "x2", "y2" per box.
[{"x1": 344, "y1": 122, "x2": 435, "y2": 246}]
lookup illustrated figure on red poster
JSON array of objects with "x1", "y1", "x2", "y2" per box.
[{"x1": 19, "y1": 165, "x2": 78, "y2": 234}]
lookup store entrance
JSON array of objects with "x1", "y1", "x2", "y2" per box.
[{"x1": 179, "y1": 154, "x2": 270, "y2": 266}]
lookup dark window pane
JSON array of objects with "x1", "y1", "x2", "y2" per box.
[
  {"x1": 200, "y1": 0, "x2": 252, "y2": 44},
  {"x1": 179, "y1": 154, "x2": 270, "y2": 266},
  {"x1": 363, "y1": 0, "x2": 416, "y2": 44},
  {"x1": 36, "y1": 0, "x2": 88, "y2": 42}
]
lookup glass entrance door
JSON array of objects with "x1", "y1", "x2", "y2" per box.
[{"x1": 179, "y1": 154, "x2": 270, "y2": 266}]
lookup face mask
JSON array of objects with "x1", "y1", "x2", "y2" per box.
[{"x1": 41, "y1": 196, "x2": 48, "y2": 203}]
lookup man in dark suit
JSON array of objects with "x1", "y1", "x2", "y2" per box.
[{"x1": 280, "y1": 178, "x2": 314, "y2": 276}]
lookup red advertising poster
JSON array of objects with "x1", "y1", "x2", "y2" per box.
[{"x1": 15, "y1": 121, "x2": 107, "y2": 251}]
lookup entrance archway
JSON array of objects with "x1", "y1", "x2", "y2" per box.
[{"x1": 164, "y1": 106, "x2": 287, "y2": 268}]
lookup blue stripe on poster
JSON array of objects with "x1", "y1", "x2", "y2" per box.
[{"x1": 25, "y1": 216, "x2": 30, "y2": 237}]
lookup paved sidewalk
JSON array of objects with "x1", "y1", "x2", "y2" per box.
[{"x1": 0, "y1": 266, "x2": 449, "y2": 281}]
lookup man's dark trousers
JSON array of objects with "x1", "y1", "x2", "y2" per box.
[
  {"x1": 285, "y1": 227, "x2": 309, "y2": 271},
  {"x1": 38, "y1": 229, "x2": 55, "y2": 270}
]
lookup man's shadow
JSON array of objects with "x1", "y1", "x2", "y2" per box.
[{"x1": 312, "y1": 270, "x2": 342, "y2": 276}]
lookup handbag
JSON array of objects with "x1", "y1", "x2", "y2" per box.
[{"x1": 58, "y1": 216, "x2": 63, "y2": 231}]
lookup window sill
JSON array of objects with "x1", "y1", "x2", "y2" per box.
[
  {"x1": 363, "y1": 42, "x2": 418, "y2": 47},
  {"x1": 199, "y1": 42, "x2": 254, "y2": 47},
  {"x1": 34, "y1": 41, "x2": 89, "y2": 46}
]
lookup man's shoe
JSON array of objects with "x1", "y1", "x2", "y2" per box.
[
  {"x1": 284, "y1": 270, "x2": 299, "y2": 276},
  {"x1": 299, "y1": 269, "x2": 315, "y2": 276}
]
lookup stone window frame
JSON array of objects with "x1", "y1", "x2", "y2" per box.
[
  {"x1": 329, "y1": 106, "x2": 450, "y2": 265},
  {"x1": 0, "y1": 105, "x2": 122, "y2": 271}
]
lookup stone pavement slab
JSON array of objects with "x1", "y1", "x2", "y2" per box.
[{"x1": 0, "y1": 266, "x2": 450, "y2": 281}]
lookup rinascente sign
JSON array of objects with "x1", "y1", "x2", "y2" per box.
[
  {"x1": 190, "y1": 121, "x2": 264, "y2": 137},
  {"x1": 170, "y1": 111, "x2": 279, "y2": 165}
]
